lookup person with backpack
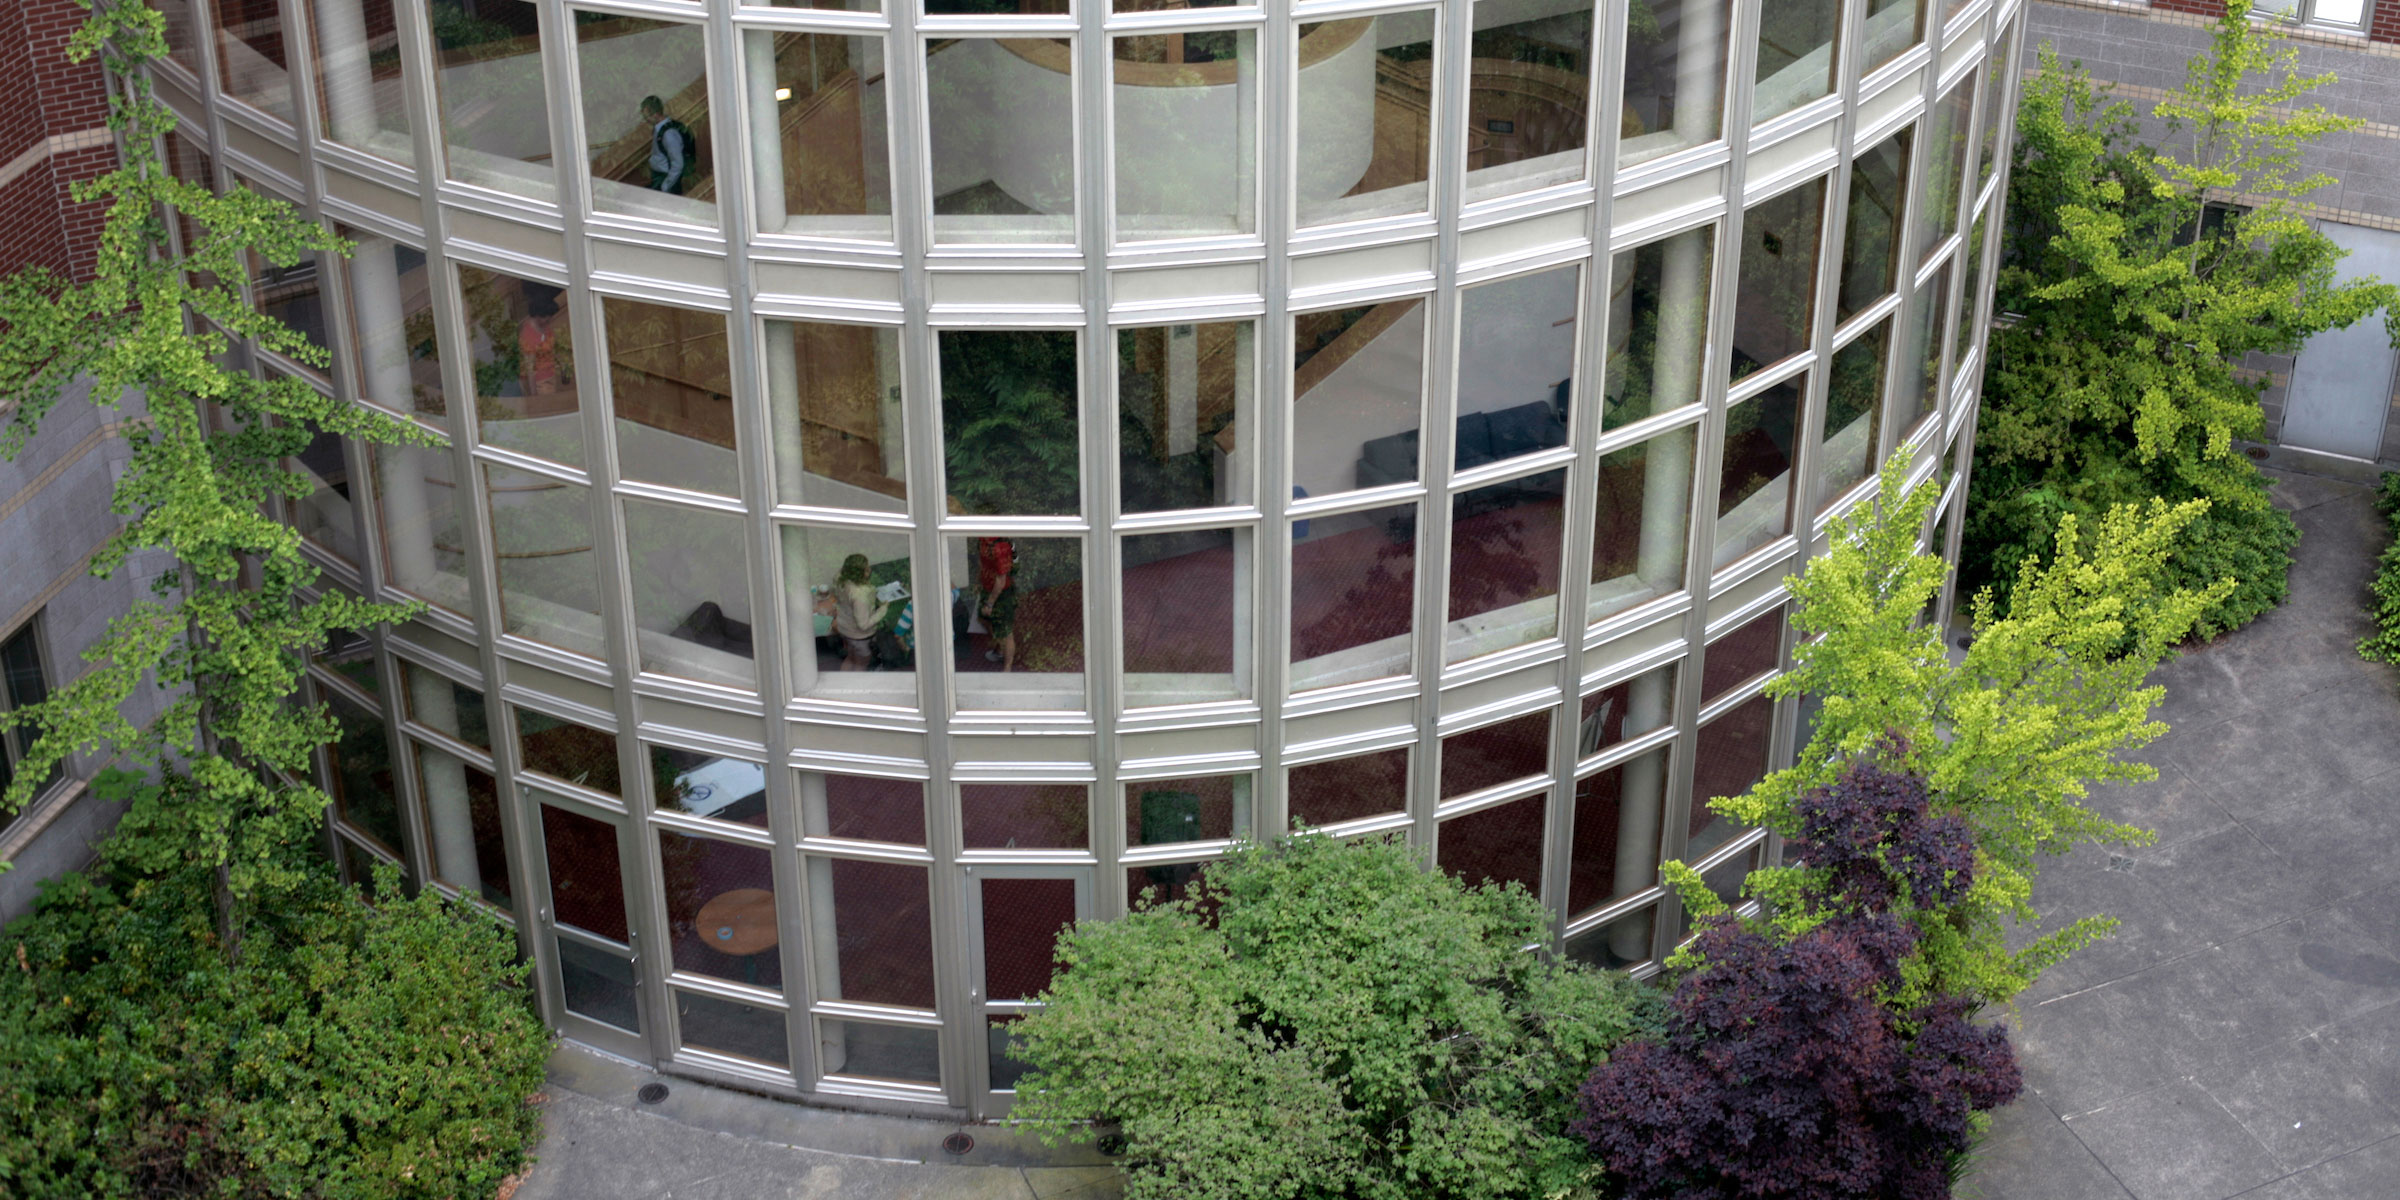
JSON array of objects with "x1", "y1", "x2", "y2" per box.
[{"x1": 640, "y1": 95, "x2": 693, "y2": 195}]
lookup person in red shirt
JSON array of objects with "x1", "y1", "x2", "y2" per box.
[{"x1": 975, "y1": 536, "x2": 1018, "y2": 672}]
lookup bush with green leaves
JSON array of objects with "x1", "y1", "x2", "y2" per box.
[
  {"x1": 2365, "y1": 472, "x2": 2400, "y2": 670},
  {"x1": 1007, "y1": 832, "x2": 1667, "y2": 1200},
  {"x1": 0, "y1": 808, "x2": 550, "y2": 1200}
]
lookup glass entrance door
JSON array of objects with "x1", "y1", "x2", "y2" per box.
[
  {"x1": 964, "y1": 865, "x2": 1092, "y2": 1117},
  {"x1": 529, "y1": 789, "x2": 650, "y2": 1060}
]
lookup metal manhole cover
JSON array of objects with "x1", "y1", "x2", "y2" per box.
[
  {"x1": 637, "y1": 1083, "x2": 670, "y2": 1104},
  {"x1": 943, "y1": 1132, "x2": 975, "y2": 1156}
]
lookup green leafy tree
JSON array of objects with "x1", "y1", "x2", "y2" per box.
[
  {"x1": 1008, "y1": 833, "x2": 1667, "y2": 1200},
  {"x1": 1967, "y1": 0, "x2": 2400, "y2": 636},
  {"x1": 2363, "y1": 472, "x2": 2400, "y2": 669},
  {"x1": 0, "y1": 0, "x2": 428, "y2": 960},
  {"x1": 1675, "y1": 456, "x2": 2225, "y2": 1007}
]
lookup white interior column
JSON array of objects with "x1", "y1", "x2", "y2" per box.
[
  {"x1": 747, "y1": 32, "x2": 789, "y2": 231},
  {"x1": 1166, "y1": 324, "x2": 1199, "y2": 457},
  {"x1": 799, "y1": 773, "x2": 847, "y2": 1074},
  {"x1": 1673, "y1": 0, "x2": 1726, "y2": 144},
  {"x1": 410, "y1": 674, "x2": 481, "y2": 895},
  {"x1": 312, "y1": 0, "x2": 376, "y2": 144}
]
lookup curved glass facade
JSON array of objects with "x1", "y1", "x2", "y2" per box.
[{"x1": 157, "y1": 0, "x2": 2018, "y2": 1115}]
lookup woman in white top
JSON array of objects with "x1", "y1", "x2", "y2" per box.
[{"x1": 831, "y1": 553, "x2": 888, "y2": 671}]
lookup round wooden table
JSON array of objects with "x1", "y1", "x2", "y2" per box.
[{"x1": 693, "y1": 888, "x2": 780, "y2": 967}]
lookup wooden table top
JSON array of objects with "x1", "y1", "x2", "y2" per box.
[{"x1": 693, "y1": 887, "x2": 779, "y2": 957}]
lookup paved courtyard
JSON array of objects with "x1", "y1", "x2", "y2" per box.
[{"x1": 1967, "y1": 469, "x2": 2400, "y2": 1200}]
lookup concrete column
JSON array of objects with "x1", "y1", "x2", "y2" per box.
[
  {"x1": 1674, "y1": 0, "x2": 1726, "y2": 145},
  {"x1": 799, "y1": 773, "x2": 846, "y2": 1073},
  {"x1": 782, "y1": 526, "x2": 821, "y2": 695},
  {"x1": 312, "y1": 0, "x2": 376, "y2": 145},
  {"x1": 1166, "y1": 324, "x2": 1199, "y2": 456},
  {"x1": 411, "y1": 673, "x2": 481, "y2": 895},
  {"x1": 746, "y1": 32, "x2": 789, "y2": 231}
]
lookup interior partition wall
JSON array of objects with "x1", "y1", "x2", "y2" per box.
[{"x1": 149, "y1": 0, "x2": 2021, "y2": 1118}]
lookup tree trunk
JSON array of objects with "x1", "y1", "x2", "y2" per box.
[{"x1": 214, "y1": 860, "x2": 242, "y2": 965}]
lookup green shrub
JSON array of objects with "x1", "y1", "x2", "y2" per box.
[
  {"x1": 2364, "y1": 472, "x2": 2400, "y2": 669},
  {"x1": 0, "y1": 826, "x2": 550, "y2": 1199},
  {"x1": 1006, "y1": 833, "x2": 1666, "y2": 1200}
]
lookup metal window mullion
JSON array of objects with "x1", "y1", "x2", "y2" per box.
[
  {"x1": 1253, "y1": 0, "x2": 1296, "y2": 834},
  {"x1": 1409, "y1": 0, "x2": 1468, "y2": 857}
]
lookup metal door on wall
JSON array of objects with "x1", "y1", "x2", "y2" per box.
[
  {"x1": 527, "y1": 787, "x2": 651, "y2": 1061},
  {"x1": 2283, "y1": 221, "x2": 2399, "y2": 461},
  {"x1": 963, "y1": 865, "x2": 1092, "y2": 1117}
]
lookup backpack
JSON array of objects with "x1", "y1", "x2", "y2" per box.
[{"x1": 654, "y1": 117, "x2": 700, "y2": 182}]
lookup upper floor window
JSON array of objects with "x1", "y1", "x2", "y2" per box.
[
  {"x1": 2254, "y1": 0, "x2": 2366, "y2": 28},
  {"x1": 0, "y1": 618, "x2": 61, "y2": 816}
]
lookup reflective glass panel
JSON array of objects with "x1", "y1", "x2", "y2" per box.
[
  {"x1": 1114, "y1": 29, "x2": 1257, "y2": 239},
  {"x1": 981, "y1": 878, "x2": 1076, "y2": 1005},
  {"x1": 676, "y1": 990, "x2": 788, "y2": 1067},
  {"x1": 1297, "y1": 12, "x2": 1436, "y2": 227},
  {"x1": 1290, "y1": 502, "x2": 1416, "y2": 692},
  {"x1": 1590, "y1": 425, "x2": 1693, "y2": 622},
  {"x1": 575, "y1": 13, "x2": 715, "y2": 227},
  {"x1": 401, "y1": 661, "x2": 490, "y2": 749},
  {"x1": 214, "y1": 0, "x2": 293, "y2": 119},
  {"x1": 1438, "y1": 794, "x2": 1545, "y2": 892},
  {"x1": 326, "y1": 691, "x2": 402, "y2": 854},
  {"x1": 1118, "y1": 322, "x2": 1253, "y2": 513},
  {"x1": 1956, "y1": 213, "x2": 1988, "y2": 372},
  {"x1": 1603, "y1": 224, "x2": 1713, "y2": 429},
  {"x1": 1575, "y1": 662, "x2": 1676, "y2": 760},
  {"x1": 413, "y1": 742, "x2": 511, "y2": 907},
  {"x1": 1126, "y1": 775, "x2": 1250, "y2": 847},
  {"x1": 557, "y1": 937, "x2": 641, "y2": 1031},
  {"x1": 312, "y1": 0, "x2": 413, "y2": 163},
  {"x1": 1441, "y1": 711, "x2": 1551, "y2": 798},
  {"x1": 1618, "y1": 0, "x2": 1730, "y2": 168},
  {"x1": 292, "y1": 427, "x2": 360, "y2": 564},
  {"x1": 783, "y1": 524, "x2": 916, "y2": 706},
  {"x1": 1751, "y1": 0, "x2": 1838, "y2": 123},
  {"x1": 809, "y1": 858, "x2": 936, "y2": 1008},
  {"x1": 661, "y1": 831, "x2": 782, "y2": 990},
  {"x1": 606, "y1": 297, "x2": 737, "y2": 497},
  {"x1": 515, "y1": 706, "x2": 624, "y2": 794},
  {"x1": 1563, "y1": 903, "x2": 1656, "y2": 970},
  {"x1": 1702, "y1": 605, "x2": 1783, "y2": 703},
  {"x1": 1819, "y1": 321, "x2": 1889, "y2": 509},
  {"x1": 1861, "y1": 0, "x2": 1923, "y2": 76},
  {"x1": 940, "y1": 330, "x2": 1080, "y2": 517},
  {"x1": 961, "y1": 784, "x2": 1089, "y2": 850},
  {"x1": 653, "y1": 745, "x2": 768, "y2": 829},
  {"x1": 1714, "y1": 376, "x2": 1800, "y2": 566},
  {"x1": 1463, "y1": 2, "x2": 1593, "y2": 202},
  {"x1": 1447, "y1": 469, "x2": 1567, "y2": 664},
  {"x1": 1688, "y1": 693, "x2": 1771, "y2": 861},
  {"x1": 316, "y1": 625, "x2": 378, "y2": 697},
  {"x1": 927, "y1": 0, "x2": 1067, "y2": 11},
  {"x1": 1893, "y1": 261, "x2": 1949, "y2": 437},
  {"x1": 462, "y1": 266, "x2": 584, "y2": 468},
  {"x1": 1456, "y1": 266, "x2": 1578, "y2": 469},
  {"x1": 1839, "y1": 130, "x2": 1910, "y2": 323},
  {"x1": 246, "y1": 230, "x2": 328, "y2": 360},
  {"x1": 1122, "y1": 528, "x2": 1249, "y2": 706},
  {"x1": 623, "y1": 500, "x2": 757, "y2": 690},
  {"x1": 768, "y1": 319, "x2": 906, "y2": 514},
  {"x1": 430, "y1": 0, "x2": 554, "y2": 199},
  {"x1": 157, "y1": 0, "x2": 201, "y2": 73},
  {"x1": 803, "y1": 772, "x2": 926, "y2": 845},
  {"x1": 372, "y1": 440, "x2": 468, "y2": 613},
  {"x1": 1918, "y1": 69, "x2": 1978, "y2": 264},
  {"x1": 820, "y1": 1020, "x2": 940, "y2": 1084},
  {"x1": 1729, "y1": 177, "x2": 1825, "y2": 382},
  {"x1": 927, "y1": 38, "x2": 1075, "y2": 244},
  {"x1": 1294, "y1": 299, "x2": 1425, "y2": 499},
  {"x1": 341, "y1": 230, "x2": 442, "y2": 417},
  {"x1": 747, "y1": 31, "x2": 892, "y2": 239},
  {"x1": 540, "y1": 802, "x2": 629, "y2": 941},
  {"x1": 951, "y1": 536, "x2": 1085, "y2": 710},
  {"x1": 486, "y1": 467, "x2": 604, "y2": 658},
  {"x1": 1288, "y1": 747, "x2": 1408, "y2": 827}
]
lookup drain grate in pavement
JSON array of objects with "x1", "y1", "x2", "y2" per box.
[
  {"x1": 943, "y1": 1132, "x2": 975, "y2": 1155},
  {"x1": 2107, "y1": 854, "x2": 2136, "y2": 872},
  {"x1": 637, "y1": 1083, "x2": 670, "y2": 1104}
]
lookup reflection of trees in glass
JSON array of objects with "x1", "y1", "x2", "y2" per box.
[
  {"x1": 940, "y1": 330, "x2": 1080, "y2": 516},
  {"x1": 328, "y1": 697, "x2": 402, "y2": 852},
  {"x1": 1115, "y1": 325, "x2": 1240, "y2": 513},
  {"x1": 1604, "y1": 232, "x2": 1711, "y2": 427},
  {"x1": 1730, "y1": 181, "x2": 1823, "y2": 381},
  {"x1": 515, "y1": 707, "x2": 625, "y2": 795}
]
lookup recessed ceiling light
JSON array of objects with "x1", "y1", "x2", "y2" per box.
[{"x1": 775, "y1": 87, "x2": 793, "y2": 102}]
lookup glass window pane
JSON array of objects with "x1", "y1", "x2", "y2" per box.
[
  {"x1": 414, "y1": 742, "x2": 511, "y2": 907},
  {"x1": 661, "y1": 831, "x2": 782, "y2": 990},
  {"x1": 1603, "y1": 224, "x2": 1712, "y2": 429},
  {"x1": 820, "y1": 1019, "x2": 941, "y2": 1084},
  {"x1": 372, "y1": 441, "x2": 469, "y2": 613},
  {"x1": 981, "y1": 877, "x2": 1077, "y2": 1008},
  {"x1": 485, "y1": 467, "x2": 604, "y2": 658},
  {"x1": 808, "y1": 857, "x2": 936, "y2": 1008},
  {"x1": 768, "y1": 320, "x2": 906, "y2": 513},
  {"x1": 940, "y1": 330, "x2": 1080, "y2": 517},
  {"x1": 1114, "y1": 29, "x2": 1257, "y2": 239},
  {"x1": 462, "y1": 266, "x2": 584, "y2": 468},
  {"x1": 342, "y1": 231, "x2": 443, "y2": 418},
  {"x1": 540, "y1": 802, "x2": 629, "y2": 942},
  {"x1": 1447, "y1": 468, "x2": 1566, "y2": 664},
  {"x1": 653, "y1": 745, "x2": 768, "y2": 829},
  {"x1": 1123, "y1": 528, "x2": 1249, "y2": 706},
  {"x1": 1917, "y1": 70, "x2": 1978, "y2": 265},
  {"x1": 1714, "y1": 376, "x2": 1801, "y2": 567},
  {"x1": 1126, "y1": 774, "x2": 1250, "y2": 847},
  {"x1": 214, "y1": 0, "x2": 294, "y2": 119},
  {"x1": 1441, "y1": 710, "x2": 1551, "y2": 798},
  {"x1": 430, "y1": 0, "x2": 554, "y2": 199},
  {"x1": 1838, "y1": 131, "x2": 1910, "y2": 323},
  {"x1": 1729, "y1": 177, "x2": 1826, "y2": 382},
  {"x1": 1456, "y1": 266, "x2": 1578, "y2": 469},
  {"x1": 1618, "y1": 0, "x2": 1729, "y2": 168},
  {"x1": 1118, "y1": 322, "x2": 1253, "y2": 513},
  {"x1": 784, "y1": 525, "x2": 916, "y2": 706},
  {"x1": 1861, "y1": 0, "x2": 1923, "y2": 76},
  {"x1": 961, "y1": 784, "x2": 1089, "y2": 850},
  {"x1": 1702, "y1": 605, "x2": 1783, "y2": 703},
  {"x1": 927, "y1": 0, "x2": 1067, "y2": 12},
  {"x1": 402, "y1": 661, "x2": 490, "y2": 748},
  {"x1": 1463, "y1": 2, "x2": 1592, "y2": 202},
  {"x1": 606, "y1": 297, "x2": 736, "y2": 496},
  {"x1": 623, "y1": 500, "x2": 757, "y2": 690},
  {"x1": 1298, "y1": 12, "x2": 1435, "y2": 227},
  {"x1": 747, "y1": 31, "x2": 892, "y2": 239},
  {"x1": 1956, "y1": 213, "x2": 1988, "y2": 371},
  {"x1": 1575, "y1": 662, "x2": 1676, "y2": 760},
  {"x1": 1294, "y1": 299, "x2": 1426, "y2": 499},
  {"x1": 676, "y1": 990, "x2": 788, "y2": 1067},
  {"x1": 247, "y1": 233, "x2": 329, "y2": 359},
  {"x1": 1563, "y1": 904, "x2": 1655, "y2": 970},
  {"x1": 316, "y1": 625, "x2": 379, "y2": 698},
  {"x1": 516, "y1": 707, "x2": 624, "y2": 794},
  {"x1": 557, "y1": 937, "x2": 641, "y2": 1031},
  {"x1": 157, "y1": 0, "x2": 202, "y2": 74},
  {"x1": 327, "y1": 692, "x2": 402, "y2": 855},
  {"x1": 1688, "y1": 693, "x2": 1771, "y2": 860},
  {"x1": 1978, "y1": 45, "x2": 2006, "y2": 190},
  {"x1": 312, "y1": 0, "x2": 413, "y2": 163},
  {"x1": 1438, "y1": 793, "x2": 1545, "y2": 892},
  {"x1": 1290, "y1": 502, "x2": 1416, "y2": 692},
  {"x1": 1893, "y1": 262, "x2": 1950, "y2": 437},
  {"x1": 805, "y1": 773, "x2": 926, "y2": 845},
  {"x1": 928, "y1": 38, "x2": 1075, "y2": 244},
  {"x1": 1288, "y1": 747, "x2": 1408, "y2": 828},
  {"x1": 764, "y1": 0, "x2": 880, "y2": 11},
  {"x1": 1128, "y1": 861, "x2": 1214, "y2": 909},
  {"x1": 1751, "y1": 0, "x2": 1838, "y2": 123},
  {"x1": 952, "y1": 536, "x2": 1085, "y2": 709},
  {"x1": 1819, "y1": 320, "x2": 1889, "y2": 509},
  {"x1": 1700, "y1": 839, "x2": 1763, "y2": 908},
  {"x1": 1591, "y1": 425, "x2": 1693, "y2": 623},
  {"x1": 1117, "y1": 0, "x2": 1239, "y2": 10},
  {"x1": 576, "y1": 14, "x2": 715, "y2": 227},
  {"x1": 292, "y1": 427, "x2": 360, "y2": 563}
]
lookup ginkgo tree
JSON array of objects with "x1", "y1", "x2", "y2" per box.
[{"x1": 0, "y1": 0, "x2": 427, "y2": 961}]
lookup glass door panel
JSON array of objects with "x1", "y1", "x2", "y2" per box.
[
  {"x1": 532, "y1": 795, "x2": 649, "y2": 1059},
  {"x1": 965, "y1": 867, "x2": 1091, "y2": 1116}
]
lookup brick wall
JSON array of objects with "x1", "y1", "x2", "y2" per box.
[
  {"x1": 2375, "y1": 0, "x2": 2400, "y2": 44},
  {"x1": 2152, "y1": 0, "x2": 2227, "y2": 15},
  {"x1": 0, "y1": 0, "x2": 117, "y2": 283}
]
